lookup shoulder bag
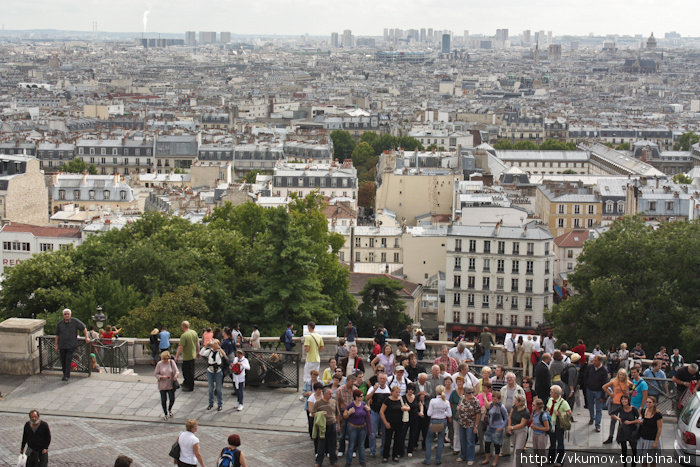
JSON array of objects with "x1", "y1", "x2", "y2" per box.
[
  {"x1": 170, "y1": 360, "x2": 180, "y2": 391},
  {"x1": 554, "y1": 399, "x2": 571, "y2": 431},
  {"x1": 168, "y1": 434, "x2": 181, "y2": 459},
  {"x1": 429, "y1": 419, "x2": 446, "y2": 433}
]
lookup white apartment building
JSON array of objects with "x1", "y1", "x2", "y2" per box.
[
  {"x1": 331, "y1": 225, "x2": 402, "y2": 275},
  {"x1": 0, "y1": 223, "x2": 83, "y2": 276},
  {"x1": 445, "y1": 223, "x2": 554, "y2": 335},
  {"x1": 272, "y1": 160, "x2": 358, "y2": 204}
]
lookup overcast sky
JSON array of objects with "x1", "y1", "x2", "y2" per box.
[{"x1": 3, "y1": 0, "x2": 696, "y2": 37}]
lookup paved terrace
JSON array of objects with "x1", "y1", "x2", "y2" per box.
[{"x1": 0, "y1": 366, "x2": 680, "y2": 467}]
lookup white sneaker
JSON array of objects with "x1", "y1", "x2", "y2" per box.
[
  {"x1": 237, "y1": 404, "x2": 243, "y2": 411},
  {"x1": 338, "y1": 452, "x2": 344, "y2": 457},
  {"x1": 353, "y1": 453, "x2": 356, "y2": 458},
  {"x1": 408, "y1": 453, "x2": 413, "y2": 458}
]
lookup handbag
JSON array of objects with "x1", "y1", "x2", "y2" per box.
[
  {"x1": 170, "y1": 361, "x2": 180, "y2": 390},
  {"x1": 16, "y1": 454, "x2": 27, "y2": 467},
  {"x1": 429, "y1": 420, "x2": 446, "y2": 433},
  {"x1": 168, "y1": 439, "x2": 181, "y2": 459}
]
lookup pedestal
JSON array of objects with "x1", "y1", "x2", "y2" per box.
[{"x1": 0, "y1": 318, "x2": 45, "y2": 375}]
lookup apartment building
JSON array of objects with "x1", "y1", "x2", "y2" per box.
[
  {"x1": 36, "y1": 142, "x2": 75, "y2": 172},
  {"x1": 445, "y1": 223, "x2": 554, "y2": 335},
  {"x1": 0, "y1": 223, "x2": 82, "y2": 276},
  {"x1": 332, "y1": 225, "x2": 402, "y2": 275},
  {"x1": 154, "y1": 135, "x2": 198, "y2": 172},
  {"x1": 51, "y1": 173, "x2": 136, "y2": 214},
  {"x1": 76, "y1": 138, "x2": 154, "y2": 175},
  {"x1": 495, "y1": 150, "x2": 590, "y2": 175},
  {"x1": 535, "y1": 182, "x2": 602, "y2": 237},
  {"x1": 271, "y1": 160, "x2": 357, "y2": 202},
  {"x1": 0, "y1": 155, "x2": 48, "y2": 226}
]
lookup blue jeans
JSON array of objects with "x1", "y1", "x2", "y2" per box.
[
  {"x1": 235, "y1": 381, "x2": 245, "y2": 406},
  {"x1": 206, "y1": 370, "x2": 223, "y2": 406},
  {"x1": 346, "y1": 424, "x2": 366, "y2": 465},
  {"x1": 425, "y1": 418, "x2": 446, "y2": 464},
  {"x1": 548, "y1": 427, "x2": 565, "y2": 464},
  {"x1": 586, "y1": 389, "x2": 603, "y2": 428},
  {"x1": 338, "y1": 419, "x2": 348, "y2": 454},
  {"x1": 459, "y1": 425, "x2": 476, "y2": 461},
  {"x1": 369, "y1": 410, "x2": 386, "y2": 455}
]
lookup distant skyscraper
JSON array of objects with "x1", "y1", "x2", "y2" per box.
[
  {"x1": 496, "y1": 28, "x2": 509, "y2": 43},
  {"x1": 420, "y1": 28, "x2": 427, "y2": 42},
  {"x1": 548, "y1": 43, "x2": 562, "y2": 60},
  {"x1": 185, "y1": 31, "x2": 196, "y2": 46},
  {"x1": 428, "y1": 28, "x2": 433, "y2": 42},
  {"x1": 199, "y1": 31, "x2": 216, "y2": 44},
  {"x1": 441, "y1": 33, "x2": 451, "y2": 53},
  {"x1": 220, "y1": 32, "x2": 231, "y2": 44},
  {"x1": 463, "y1": 30, "x2": 469, "y2": 47},
  {"x1": 523, "y1": 30, "x2": 531, "y2": 44},
  {"x1": 342, "y1": 29, "x2": 353, "y2": 48},
  {"x1": 383, "y1": 28, "x2": 389, "y2": 43},
  {"x1": 547, "y1": 30, "x2": 552, "y2": 45},
  {"x1": 331, "y1": 32, "x2": 339, "y2": 48}
]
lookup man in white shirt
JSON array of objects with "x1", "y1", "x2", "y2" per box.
[
  {"x1": 367, "y1": 373, "x2": 392, "y2": 457},
  {"x1": 543, "y1": 332, "x2": 557, "y2": 355},
  {"x1": 389, "y1": 365, "x2": 412, "y2": 396},
  {"x1": 505, "y1": 334, "x2": 517, "y2": 367},
  {"x1": 448, "y1": 341, "x2": 474, "y2": 364},
  {"x1": 522, "y1": 336, "x2": 535, "y2": 377},
  {"x1": 451, "y1": 362, "x2": 479, "y2": 388}
]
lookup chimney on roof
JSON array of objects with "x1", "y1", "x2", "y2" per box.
[{"x1": 82, "y1": 171, "x2": 88, "y2": 184}]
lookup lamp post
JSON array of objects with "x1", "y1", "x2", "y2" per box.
[{"x1": 92, "y1": 305, "x2": 107, "y2": 329}]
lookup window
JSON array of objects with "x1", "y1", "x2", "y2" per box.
[
  {"x1": 526, "y1": 279, "x2": 533, "y2": 292},
  {"x1": 526, "y1": 261, "x2": 534, "y2": 274},
  {"x1": 558, "y1": 204, "x2": 565, "y2": 214},
  {"x1": 467, "y1": 276, "x2": 475, "y2": 289},
  {"x1": 526, "y1": 297, "x2": 533, "y2": 309},
  {"x1": 89, "y1": 147, "x2": 95, "y2": 155},
  {"x1": 469, "y1": 240, "x2": 476, "y2": 252},
  {"x1": 73, "y1": 190, "x2": 80, "y2": 200},
  {"x1": 497, "y1": 259, "x2": 504, "y2": 273},
  {"x1": 544, "y1": 242, "x2": 550, "y2": 255},
  {"x1": 606, "y1": 201, "x2": 614, "y2": 213},
  {"x1": 497, "y1": 277, "x2": 504, "y2": 290},
  {"x1": 40, "y1": 243, "x2": 53, "y2": 252},
  {"x1": 454, "y1": 257, "x2": 461, "y2": 270},
  {"x1": 120, "y1": 191, "x2": 127, "y2": 200},
  {"x1": 567, "y1": 262, "x2": 573, "y2": 270},
  {"x1": 355, "y1": 237, "x2": 361, "y2": 247},
  {"x1": 368, "y1": 252, "x2": 375, "y2": 262},
  {"x1": 355, "y1": 252, "x2": 360, "y2": 262},
  {"x1": 544, "y1": 297, "x2": 549, "y2": 309},
  {"x1": 454, "y1": 275, "x2": 461, "y2": 288},
  {"x1": 21, "y1": 242, "x2": 30, "y2": 251},
  {"x1": 468, "y1": 294, "x2": 475, "y2": 307},
  {"x1": 101, "y1": 157, "x2": 106, "y2": 165},
  {"x1": 481, "y1": 313, "x2": 489, "y2": 324},
  {"x1": 100, "y1": 148, "x2": 106, "y2": 155},
  {"x1": 369, "y1": 238, "x2": 375, "y2": 247},
  {"x1": 468, "y1": 258, "x2": 476, "y2": 271},
  {"x1": 453, "y1": 293, "x2": 461, "y2": 305},
  {"x1": 527, "y1": 242, "x2": 534, "y2": 255},
  {"x1": 455, "y1": 239, "x2": 462, "y2": 252},
  {"x1": 544, "y1": 279, "x2": 550, "y2": 292},
  {"x1": 58, "y1": 190, "x2": 65, "y2": 200},
  {"x1": 649, "y1": 201, "x2": 657, "y2": 211},
  {"x1": 511, "y1": 296, "x2": 519, "y2": 309},
  {"x1": 567, "y1": 249, "x2": 574, "y2": 258},
  {"x1": 467, "y1": 312, "x2": 475, "y2": 323},
  {"x1": 512, "y1": 260, "x2": 520, "y2": 273},
  {"x1": 483, "y1": 258, "x2": 490, "y2": 272},
  {"x1": 512, "y1": 242, "x2": 520, "y2": 255},
  {"x1": 617, "y1": 201, "x2": 625, "y2": 213},
  {"x1": 394, "y1": 238, "x2": 399, "y2": 248},
  {"x1": 339, "y1": 251, "x2": 344, "y2": 261},
  {"x1": 104, "y1": 190, "x2": 110, "y2": 200},
  {"x1": 2, "y1": 242, "x2": 10, "y2": 251},
  {"x1": 498, "y1": 241, "x2": 505, "y2": 254},
  {"x1": 574, "y1": 218, "x2": 581, "y2": 228},
  {"x1": 510, "y1": 314, "x2": 518, "y2": 326},
  {"x1": 88, "y1": 190, "x2": 95, "y2": 200},
  {"x1": 112, "y1": 157, "x2": 118, "y2": 164},
  {"x1": 78, "y1": 147, "x2": 84, "y2": 155},
  {"x1": 666, "y1": 201, "x2": 674, "y2": 211},
  {"x1": 453, "y1": 311, "x2": 461, "y2": 322},
  {"x1": 482, "y1": 277, "x2": 490, "y2": 290},
  {"x1": 511, "y1": 278, "x2": 519, "y2": 292},
  {"x1": 574, "y1": 205, "x2": 581, "y2": 214},
  {"x1": 588, "y1": 205, "x2": 595, "y2": 214},
  {"x1": 558, "y1": 218, "x2": 565, "y2": 228},
  {"x1": 298, "y1": 177, "x2": 304, "y2": 187},
  {"x1": 496, "y1": 295, "x2": 504, "y2": 309},
  {"x1": 393, "y1": 252, "x2": 399, "y2": 262},
  {"x1": 525, "y1": 315, "x2": 532, "y2": 327},
  {"x1": 381, "y1": 252, "x2": 386, "y2": 262},
  {"x1": 483, "y1": 241, "x2": 491, "y2": 253},
  {"x1": 496, "y1": 313, "x2": 503, "y2": 325},
  {"x1": 381, "y1": 238, "x2": 387, "y2": 248},
  {"x1": 545, "y1": 260, "x2": 550, "y2": 274}
]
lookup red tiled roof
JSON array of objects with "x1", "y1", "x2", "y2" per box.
[
  {"x1": 349, "y1": 272, "x2": 421, "y2": 297},
  {"x1": 1, "y1": 223, "x2": 82, "y2": 238},
  {"x1": 554, "y1": 229, "x2": 588, "y2": 248}
]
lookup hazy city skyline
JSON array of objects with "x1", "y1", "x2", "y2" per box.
[{"x1": 3, "y1": 0, "x2": 697, "y2": 38}]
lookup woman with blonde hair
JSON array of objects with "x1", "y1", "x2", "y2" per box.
[
  {"x1": 177, "y1": 419, "x2": 205, "y2": 467},
  {"x1": 476, "y1": 366, "x2": 493, "y2": 394},
  {"x1": 372, "y1": 343, "x2": 396, "y2": 377},
  {"x1": 425, "y1": 384, "x2": 452, "y2": 465},
  {"x1": 603, "y1": 368, "x2": 632, "y2": 444},
  {"x1": 155, "y1": 350, "x2": 178, "y2": 420},
  {"x1": 618, "y1": 343, "x2": 630, "y2": 371}
]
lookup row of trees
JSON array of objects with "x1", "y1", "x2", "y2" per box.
[
  {"x1": 0, "y1": 195, "x2": 358, "y2": 338},
  {"x1": 492, "y1": 139, "x2": 579, "y2": 151},
  {"x1": 547, "y1": 217, "x2": 700, "y2": 357}
]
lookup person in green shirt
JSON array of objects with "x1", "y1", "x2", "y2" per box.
[
  {"x1": 175, "y1": 321, "x2": 200, "y2": 392},
  {"x1": 480, "y1": 327, "x2": 495, "y2": 365}
]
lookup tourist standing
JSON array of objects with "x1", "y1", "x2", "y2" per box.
[
  {"x1": 175, "y1": 321, "x2": 200, "y2": 392},
  {"x1": 546, "y1": 386, "x2": 572, "y2": 467},
  {"x1": 507, "y1": 394, "x2": 530, "y2": 467},
  {"x1": 343, "y1": 389, "x2": 370, "y2": 466},
  {"x1": 456, "y1": 386, "x2": 481, "y2": 464},
  {"x1": 400, "y1": 382, "x2": 423, "y2": 458},
  {"x1": 373, "y1": 344, "x2": 396, "y2": 377},
  {"x1": 379, "y1": 384, "x2": 406, "y2": 463},
  {"x1": 284, "y1": 323, "x2": 296, "y2": 352},
  {"x1": 618, "y1": 343, "x2": 630, "y2": 371},
  {"x1": 530, "y1": 398, "x2": 550, "y2": 462},
  {"x1": 521, "y1": 336, "x2": 534, "y2": 377},
  {"x1": 669, "y1": 348, "x2": 684, "y2": 378},
  {"x1": 177, "y1": 419, "x2": 205, "y2": 467},
  {"x1": 425, "y1": 385, "x2": 452, "y2": 465},
  {"x1": 586, "y1": 355, "x2": 609, "y2": 433},
  {"x1": 505, "y1": 333, "x2": 517, "y2": 368},
  {"x1": 249, "y1": 325, "x2": 260, "y2": 350},
  {"x1": 200, "y1": 339, "x2": 226, "y2": 411},
  {"x1": 159, "y1": 326, "x2": 171, "y2": 354},
  {"x1": 603, "y1": 368, "x2": 632, "y2": 444},
  {"x1": 230, "y1": 349, "x2": 250, "y2": 411},
  {"x1": 344, "y1": 320, "x2": 358, "y2": 348},
  {"x1": 366, "y1": 372, "x2": 391, "y2": 458},
  {"x1": 534, "y1": 353, "x2": 552, "y2": 406},
  {"x1": 482, "y1": 391, "x2": 508, "y2": 467},
  {"x1": 629, "y1": 367, "x2": 649, "y2": 410},
  {"x1": 312, "y1": 388, "x2": 340, "y2": 467},
  {"x1": 637, "y1": 396, "x2": 663, "y2": 466},
  {"x1": 154, "y1": 351, "x2": 179, "y2": 420},
  {"x1": 217, "y1": 434, "x2": 247, "y2": 467},
  {"x1": 21, "y1": 410, "x2": 50, "y2": 467},
  {"x1": 414, "y1": 329, "x2": 426, "y2": 360},
  {"x1": 54, "y1": 308, "x2": 90, "y2": 381},
  {"x1": 304, "y1": 321, "x2": 324, "y2": 382},
  {"x1": 609, "y1": 395, "x2": 639, "y2": 466},
  {"x1": 479, "y1": 327, "x2": 495, "y2": 365},
  {"x1": 149, "y1": 328, "x2": 160, "y2": 366}
]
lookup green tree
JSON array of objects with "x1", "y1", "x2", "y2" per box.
[
  {"x1": 513, "y1": 141, "x2": 540, "y2": 150},
  {"x1": 330, "y1": 130, "x2": 356, "y2": 161},
  {"x1": 360, "y1": 132, "x2": 380, "y2": 151},
  {"x1": 243, "y1": 170, "x2": 263, "y2": 183},
  {"x1": 492, "y1": 140, "x2": 514, "y2": 150},
  {"x1": 539, "y1": 139, "x2": 568, "y2": 150},
  {"x1": 58, "y1": 158, "x2": 98, "y2": 174},
  {"x1": 426, "y1": 144, "x2": 446, "y2": 152},
  {"x1": 351, "y1": 142, "x2": 375, "y2": 168},
  {"x1": 351, "y1": 276, "x2": 410, "y2": 337},
  {"x1": 397, "y1": 136, "x2": 423, "y2": 151},
  {"x1": 672, "y1": 173, "x2": 692, "y2": 184},
  {"x1": 358, "y1": 181, "x2": 376, "y2": 208},
  {"x1": 547, "y1": 217, "x2": 700, "y2": 355},
  {"x1": 615, "y1": 142, "x2": 630, "y2": 151},
  {"x1": 673, "y1": 131, "x2": 699, "y2": 151},
  {"x1": 562, "y1": 169, "x2": 577, "y2": 174}
]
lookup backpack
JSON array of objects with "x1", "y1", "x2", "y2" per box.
[
  {"x1": 560, "y1": 364, "x2": 573, "y2": 385},
  {"x1": 279, "y1": 331, "x2": 286, "y2": 343},
  {"x1": 217, "y1": 448, "x2": 240, "y2": 467}
]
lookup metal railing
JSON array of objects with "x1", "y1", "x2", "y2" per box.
[
  {"x1": 37, "y1": 335, "x2": 91, "y2": 376},
  {"x1": 643, "y1": 376, "x2": 682, "y2": 417},
  {"x1": 91, "y1": 339, "x2": 129, "y2": 374},
  {"x1": 195, "y1": 348, "x2": 300, "y2": 391}
]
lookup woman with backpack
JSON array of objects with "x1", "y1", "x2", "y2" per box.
[
  {"x1": 546, "y1": 385, "x2": 572, "y2": 467},
  {"x1": 200, "y1": 339, "x2": 227, "y2": 411},
  {"x1": 216, "y1": 433, "x2": 247, "y2": 467},
  {"x1": 482, "y1": 391, "x2": 508, "y2": 467},
  {"x1": 230, "y1": 350, "x2": 250, "y2": 412},
  {"x1": 507, "y1": 394, "x2": 530, "y2": 467},
  {"x1": 530, "y1": 398, "x2": 551, "y2": 463}
]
